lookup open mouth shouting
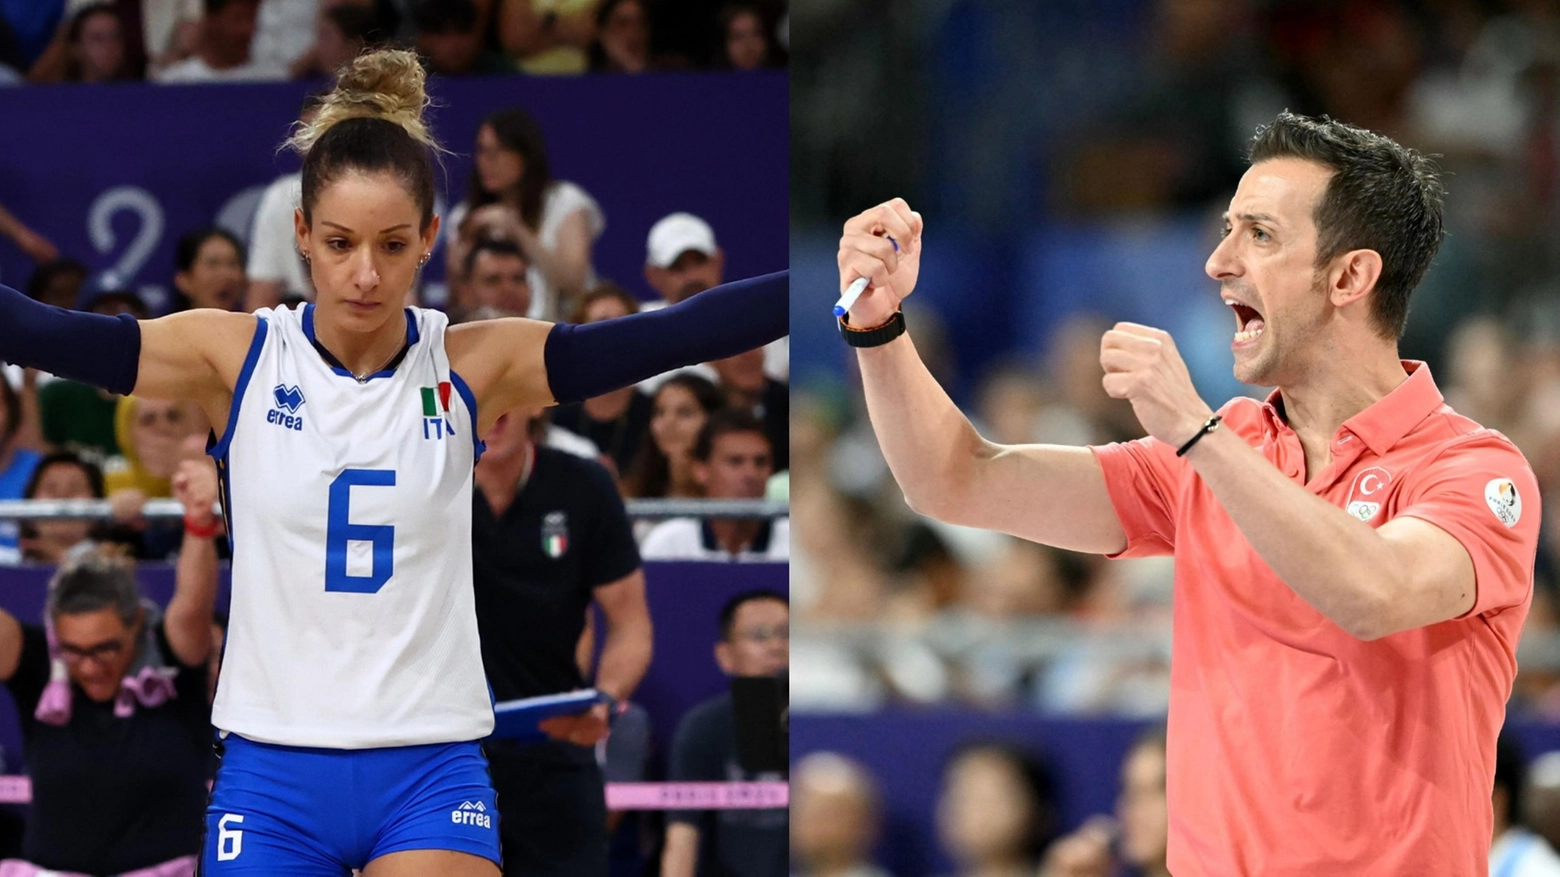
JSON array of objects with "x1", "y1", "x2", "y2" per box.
[{"x1": 1225, "y1": 294, "x2": 1266, "y2": 348}]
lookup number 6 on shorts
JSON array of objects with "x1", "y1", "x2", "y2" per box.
[{"x1": 217, "y1": 813, "x2": 244, "y2": 861}]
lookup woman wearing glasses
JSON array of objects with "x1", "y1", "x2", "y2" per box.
[{"x1": 0, "y1": 454, "x2": 221, "y2": 877}]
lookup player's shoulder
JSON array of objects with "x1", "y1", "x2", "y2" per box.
[{"x1": 1415, "y1": 402, "x2": 1532, "y2": 468}]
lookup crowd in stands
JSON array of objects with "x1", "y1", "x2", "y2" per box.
[{"x1": 0, "y1": 0, "x2": 788, "y2": 85}]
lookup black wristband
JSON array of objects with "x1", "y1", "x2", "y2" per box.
[
  {"x1": 1175, "y1": 414, "x2": 1223, "y2": 457},
  {"x1": 839, "y1": 311, "x2": 906, "y2": 348}
]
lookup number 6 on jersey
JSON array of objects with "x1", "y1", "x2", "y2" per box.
[{"x1": 325, "y1": 469, "x2": 396, "y2": 593}]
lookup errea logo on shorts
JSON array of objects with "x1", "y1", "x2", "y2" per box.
[
  {"x1": 1486, "y1": 478, "x2": 1522, "y2": 528},
  {"x1": 451, "y1": 801, "x2": 492, "y2": 829}
]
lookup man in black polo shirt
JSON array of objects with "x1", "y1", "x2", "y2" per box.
[{"x1": 472, "y1": 405, "x2": 653, "y2": 877}]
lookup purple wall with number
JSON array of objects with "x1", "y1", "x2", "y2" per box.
[{"x1": 0, "y1": 72, "x2": 787, "y2": 310}]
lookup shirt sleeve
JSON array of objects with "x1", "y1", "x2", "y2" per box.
[
  {"x1": 667, "y1": 701, "x2": 722, "y2": 826},
  {"x1": 581, "y1": 460, "x2": 641, "y2": 588},
  {"x1": 543, "y1": 181, "x2": 606, "y2": 242},
  {"x1": 1088, "y1": 434, "x2": 1184, "y2": 558},
  {"x1": 1394, "y1": 435, "x2": 1541, "y2": 618}
]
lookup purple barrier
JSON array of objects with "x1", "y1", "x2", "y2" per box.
[
  {"x1": 0, "y1": 73, "x2": 787, "y2": 308},
  {"x1": 0, "y1": 560, "x2": 787, "y2": 778},
  {"x1": 793, "y1": 710, "x2": 1560, "y2": 877}
]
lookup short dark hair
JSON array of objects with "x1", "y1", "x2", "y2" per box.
[
  {"x1": 462, "y1": 237, "x2": 526, "y2": 279},
  {"x1": 413, "y1": 0, "x2": 477, "y2": 34},
  {"x1": 718, "y1": 588, "x2": 787, "y2": 641},
  {"x1": 0, "y1": 377, "x2": 18, "y2": 445},
  {"x1": 175, "y1": 227, "x2": 244, "y2": 274},
  {"x1": 24, "y1": 451, "x2": 106, "y2": 500},
  {"x1": 1497, "y1": 734, "x2": 1528, "y2": 828},
  {"x1": 693, "y1": 409, "x2": 770, "y2": 463},
  {"x1": 1247, "y1": 112, "x2": 1446, "y2": 339},
  {"x1": 47, "y1": 548, "x2": 141, "y2": 627}
]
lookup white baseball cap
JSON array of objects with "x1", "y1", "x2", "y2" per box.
[{"x1": 645, "y1": 212, "x2": 718, "y2": 268}]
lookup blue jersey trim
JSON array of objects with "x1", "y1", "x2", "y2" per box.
[
  {"x1": 303, "y1": 304, "x2": 419, "y2": 381},
  {"x1": 448, "y1": 370, "x2": 484, "y2": 465},
  {"x1": 209, "y1": 317, "x2": 268, "y2": 460}
]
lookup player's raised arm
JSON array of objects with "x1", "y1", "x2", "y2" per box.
[
  {"x1": 0, "y1": 282, "x2": 253, "y2": 408},
  {"x1": 447, "y1": 270, "x2": 788, "y2": 435},
  {"x1": 840, "y1": 200, "x2": 1127, "y2": 555}
]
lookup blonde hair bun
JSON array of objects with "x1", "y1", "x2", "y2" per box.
[{"x1": 285, "y1": 49, "x2": 440, "y2": 155}]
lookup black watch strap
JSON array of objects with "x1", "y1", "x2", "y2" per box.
[{"x1": 838, "y1": 311, "x2": 906, "y2": 348}]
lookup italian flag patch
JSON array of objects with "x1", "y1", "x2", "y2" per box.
[{"x1": 421, "y1": 382, "x2": 453, "y2": 417}]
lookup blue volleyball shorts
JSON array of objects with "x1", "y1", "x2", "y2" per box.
[{"x1": 200, "y1": 733, "x2": 501, "y2": 874}]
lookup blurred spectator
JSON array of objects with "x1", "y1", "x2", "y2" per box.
[
  {"x1": 790, "y1": 751, "x2": 891, "y2": 877},
  {"x1": 412, "y1": 0, "x2": 513, "y2": 76},
  {"x1": 586, "y1": 0, "x2": 646, "y2": 74},
  {"x1": 152, "y1": 0, "x2": 286, "y2": 83},
  {"x1": 446, "y1": 108, "x2": 604, "y2": 321},
  {"x1": 719, "y1": 2, "x2": 782, "y2": 71},
  {"x1": 1041, "y1": 727, "x2": 1168, "y2": 877},
  {"x1": 549, "y1": 284, "x2": 654, "y2": 476},
  {"x1": 472, "y1": 404, "x2": 651, "y2": 876},
  {"x1": 662, "y1": 589, "x2": 788, "y2": 877},
  {"x1": 246, "y1": 93, "x2": 324, "y2": 310},
  {"x1": 104, "y1": 399, "x2": 208, "y2": 560},
  {"x1": 168, "y1": 227, "x2": 245, "y2": 312},
  {"x1": 0, "y1": 533, "x2": 218, "y2": 875},
  {"x1": 640, "y1": 410, "x2": 787, "y2": 561},
  {"x1": 709, "y1": 346, "x2": 787, "y2": 472},
  {"x1": 24, "y1": 258, "x2": 86, "y2": 311},
  {"x1": 248, "y1": 0, "x2": 316, "y2": 73},
  {"x1": 18, "y1": 451, "x2": 104, "y2": 566},
  {"x1": 290, "y1": 1, "x2": 386, "y2": 79},
  {"x1": 495, "y1": 0, "x2": 599, "y2": 75},
  {"x1": 30, "y1": 3, "x2": 129, "y2": 83},
  {"x1": 1528, "y1": 751, "x2": 1560, "y2": 857},
  {"x1": 1492, "y1": 734, "x2": 1560, "y2": 877},
  {"x1": 936, "y1": 741, "x2": 1060, "y2": 877},
  {"x1": 0, "y1": 378, "x2": 42, "y2": 565},
  {"x1": 459, "y1": 237, "x2": 532, "y2": 321},
  {"x1": 643, "y1": 211, "x2": 723, "y2": 307},
  {"x1": 642, "y1": 211, "x2": 787, "y2": 385},
  {"x1": 621, "y1": 374, "x2": 724, "y2": 500},
  {"x1": 0, "y1": 203, "x2": 58, "y2": 264}
]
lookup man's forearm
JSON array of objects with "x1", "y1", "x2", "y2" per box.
[
  {"x1": 1184, "y1": 427, "x2": 1407, "y2": 638},
  {"x1": 595, "y1": 616, "x2": 652, "y2": 701},
  {"x1": 857, "y1": 331, "x2": 987, "y2": 519}
]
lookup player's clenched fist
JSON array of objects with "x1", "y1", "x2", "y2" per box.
[
  {"x1": 838, "y1": 198, "x2": 924, "y2": 327},
  {"x1": 1099, "y1": 323, "x2": 1215, "y2": 449}
]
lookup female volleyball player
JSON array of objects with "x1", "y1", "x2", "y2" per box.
[{"x1": 0, "y1": 49, "x2": 786, "y2": 877}]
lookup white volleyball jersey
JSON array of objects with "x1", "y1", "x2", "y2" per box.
[{"x1": 211, "y1": 303, "x2": 492, "y2": 748}]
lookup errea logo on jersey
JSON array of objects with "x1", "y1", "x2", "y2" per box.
[
  {"x1": 267, "y1": 384, "x2": 305, "y2": 431},
  {"x1": 421, "y1": 383, "x2": 458, "y2": 441},
  {"x1": 451, "y1": 801, "x2": 491, "y2": 829}
]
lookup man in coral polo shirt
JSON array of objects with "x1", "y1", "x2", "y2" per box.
[{"x1": 835, "y1": 112, "x2": 1540, "y2": 875}]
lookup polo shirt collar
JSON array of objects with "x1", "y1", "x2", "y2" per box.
[
  {"x1": 1262, "y1": 360, "x2": 1444, "y2": 455},
  {"x1": 699, "y1": 518, "x2": 774, "y2": 555}
]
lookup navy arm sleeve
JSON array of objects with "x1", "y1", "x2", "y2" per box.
[
  {"x1": 543, "y1": 270, "x2": 786, "y2": 405},
  {"x1": 0, "y1": 284, "x2": 140, "y2": 395}
]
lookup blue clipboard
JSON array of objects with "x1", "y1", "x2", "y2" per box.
[{"x1": 491, "y1": 689, "x2": 606, "y2": 740}]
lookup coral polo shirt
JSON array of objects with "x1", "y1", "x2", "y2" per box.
[{"x1": 1091, "y1": 362, "x2": 1539, "y2": 876}]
